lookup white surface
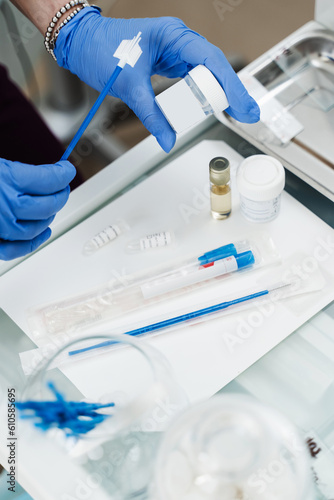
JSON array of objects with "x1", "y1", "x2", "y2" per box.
[{"x1": 0, "y1": 140, "x2": 333, "y2": 404}]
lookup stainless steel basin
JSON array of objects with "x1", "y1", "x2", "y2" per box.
[
  {"x1": 223, "y1": 26, "x2": 334, "y2": 200},
  {"x1": 256, "y1": 29, "x2": 334, "y2": 112}
]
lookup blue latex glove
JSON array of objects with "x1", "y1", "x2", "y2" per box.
[
  {"x1": 55, "y1": 10, "x2": 260, "y2": 153},
  {"x1": 0, "y1": 159, "x2": 76, "y2": 260}
]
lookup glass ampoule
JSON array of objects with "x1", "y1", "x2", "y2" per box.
[
  {"x1": 126, "y1": 230, "x2": 175, "y2": 253},
  {"x1": 83, "y1": 219, "x2": 129, "y2": 256},
  {"x1": 209, "y1": 157, "x2": 231, "y2": 220}
]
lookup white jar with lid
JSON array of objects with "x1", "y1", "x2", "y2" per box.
[
  {"x1": 237, "y1": 155, "x2": 285, "y2": 223},
  {"x1": 155, "y1": 65, "x2": 229, "y2": 134}
]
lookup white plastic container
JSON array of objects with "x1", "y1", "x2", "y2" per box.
[
  {"x1": 237, "y1": 155, "x2": 285, "y2": 223},
  {"x1": 155, "y1": 65, "x2": 229, "y2": 134}
]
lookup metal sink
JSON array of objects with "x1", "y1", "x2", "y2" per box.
[
  {"x1": 223, "y1": 25, "x2": 334, "y2": 200},
  {"x1": 256, "y1": 29, "x2": 334, "y2": 112}
]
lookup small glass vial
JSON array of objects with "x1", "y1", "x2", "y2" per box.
[
  {"x1": 209, "y1": 157, "x2": 231, "y2": 220},
  {"x1": 83, "y1": 219, "x2": 129, "y2": 255},
  {"x1": 126, "y1": 230, "x2": 175, "y2": 253}
]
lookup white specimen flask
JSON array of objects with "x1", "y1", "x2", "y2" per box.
[{"x1": 155, "y1": 64, "x2": 229, "y2": 134}]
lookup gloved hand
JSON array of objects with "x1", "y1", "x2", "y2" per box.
[
  {"x1": 0, "y1": 159, "x2": 76, "y2": 260},
  {"x1": 55, "y1": 10, "x2": 260, "y2": 153}
]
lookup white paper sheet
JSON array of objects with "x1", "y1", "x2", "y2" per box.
[{"x1": 0, "y1": 140, "x2": 333, "y2": 402}]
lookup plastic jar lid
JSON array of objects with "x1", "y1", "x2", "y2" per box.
[
  {"x1": 188, "y1": 65, "x2": 229, "y2": 115},
  {"x1": 237, "y1": 155, "x2": 285, "y2": 202}
]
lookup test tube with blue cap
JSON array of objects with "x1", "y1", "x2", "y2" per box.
[
  {"x1": 29, "y1": 238, "x2": 265, "y2": 338},
  {"x1": 112, "y1": 238, "x2": 253, "y2": 296},
  {"x1": 140, "y1": 249, "x2": 255, "y2": 299}
]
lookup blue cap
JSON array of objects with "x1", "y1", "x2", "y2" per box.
[
  {"x1": 198, "y1": 243, "x2": 237, "y2": 265},
  {"x1": 235, "y1": 250, "x2": 255, "y2": 269}
]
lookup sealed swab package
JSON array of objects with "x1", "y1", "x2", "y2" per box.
[
  {"x1": 28, "y1": 233, "x2": 280, "y2": 341},
  {"x1": 22, "y1": 261, "x2": 324, "y2": 371}
]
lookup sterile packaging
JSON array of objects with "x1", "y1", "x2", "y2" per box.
[
  {"x1": 21, "y1": 264, "x2": 325, "y2": 370},
  {"x1": 27, "y1": 234, "x2": 280, "y2": 341}
]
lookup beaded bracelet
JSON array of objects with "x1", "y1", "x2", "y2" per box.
[{"x1": 44, "y1": 1, "x2": 91, "y2": 61}]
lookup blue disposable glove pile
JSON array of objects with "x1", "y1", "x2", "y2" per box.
[
  {"x1": 55, "y1": 9, "x2": 260, "y2": 152},
  {"x1": 0, "y1": 159, "x2": 76, "y2": 260}
]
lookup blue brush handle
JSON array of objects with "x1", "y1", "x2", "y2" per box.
[
  {"x1": 69, "y1": 289, "x2": 269, "y2": 356},
  {"x1": 61, "y1": 65, "x2": 123, "y2": 161}
]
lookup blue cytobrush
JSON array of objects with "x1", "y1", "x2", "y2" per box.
[{"x1": 16, "y1": 381, "x2": 115, "y2": 437}]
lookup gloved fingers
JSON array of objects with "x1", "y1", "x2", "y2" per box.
[
  {"x1": 127, "y1": 77, "x2": 176, "y2": 153},
  {"x1": 176, "y1": 36, "x2": 260, "y2": 122},
  {"x1": 205, "y1": 55, "x2": 260, "y2": 123},
  {"x1": 153, "y1": 53, "x2": 191, "y2": 79},
  {"x1": 0, "y1": 228, "x2": 51, "y2": 261},
  {"x1": 8, "y1": 160, "x2": 76, "y2": 195},
  {"x1": 15, "y1": 186, "x2": 70, "y2": 220},
  {"x1": 10, "y1": 216, "x2": 55, "y2": 241},
  {"x1": 151, "y1": 17, "x2": 201, "y2": 78},
  {"x1": 223, "y1": 108, "x2": 261, "y2": 124}
]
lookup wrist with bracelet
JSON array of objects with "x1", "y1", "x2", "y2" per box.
[{"x1": 44, "y1": 1, "x2": 101, "y2": 61}]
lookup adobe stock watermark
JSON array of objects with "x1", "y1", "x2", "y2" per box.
[
  {"x1": 222, "y1": 286, "x2": 283, "y2": 353},
  {"x1": 246, "y1": 430, "x2": 309, "y2": 497},
  {"x1": 222, "y1": 234, "x2": 334, "y2": 353},
  {"x1": 212, "y1": 0, "x2": 245, "y2": 22},
  {"x1": 178, "y1": 182, "x2": 210, "y2": 224}
]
